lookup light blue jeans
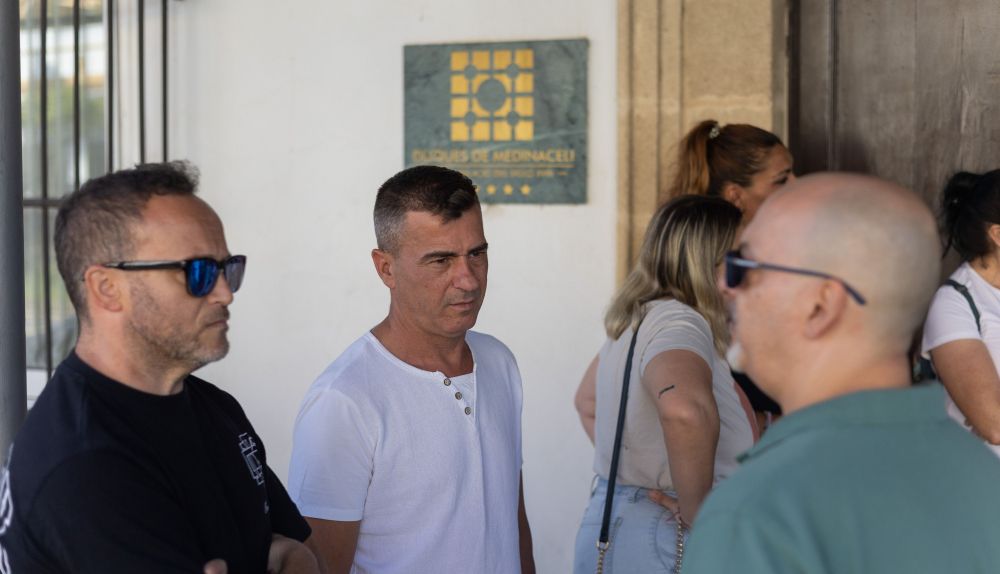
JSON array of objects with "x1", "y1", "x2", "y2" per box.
[{"x1": 573, "y1": 477, "x2": 687, "y2": 574}]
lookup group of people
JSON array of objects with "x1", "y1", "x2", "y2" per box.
[
  {"x1": 0, "y1": 163, "x2": 533, "y2": 573},
  {"x1": 1, "y1": 116, "x2": 1000, "y2": 574},
  {"x1": 573, "y1": 120, "x2": 1000, "y2": 573}
]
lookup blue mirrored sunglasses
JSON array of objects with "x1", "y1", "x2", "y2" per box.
[
  {"x1": 103, "y1": 255, "x2": 247, "y2": 297},
  {"x1": 724, "y1": 250, "x2": 866, "y2": 305}
]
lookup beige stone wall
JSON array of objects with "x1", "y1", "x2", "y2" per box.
[
  {"x1": 682, "y1": 0, "x2": 783, "y2": 131},
  {"x1": 617, "y1": 0, "x2": 788, "y2": 281}
]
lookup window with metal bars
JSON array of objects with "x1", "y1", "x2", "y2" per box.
[{"x1": 19, "y1": 0, "x2": 171, "y2": 401}]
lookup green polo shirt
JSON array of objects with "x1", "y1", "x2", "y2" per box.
[{"x1": 682, "y1": 384, "x2": 1000, "y2": 574}]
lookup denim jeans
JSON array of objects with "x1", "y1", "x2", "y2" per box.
[{"x1": 573, "y1": 477, "x2": 687, "y2": 574}]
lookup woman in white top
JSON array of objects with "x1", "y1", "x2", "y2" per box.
[
  {"x1": 923, "y1": 169, "x2": 1000, "y2": 454},
  {"x1": 572, "y1": 195, "x2": 757, "y2": 574}
]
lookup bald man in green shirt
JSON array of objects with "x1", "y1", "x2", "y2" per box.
[{"x1": 682, "y1": 173, "x2": 1000, "y2": 573}]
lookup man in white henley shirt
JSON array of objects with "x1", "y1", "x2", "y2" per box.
[{"x1": 288, "y1": 165, "x2": 535, "y2": 574}]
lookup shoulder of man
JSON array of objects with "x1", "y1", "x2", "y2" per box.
[
  {"x1": 684, "y1": 432, "x2": 836, "y2": 574},
  {"x1": 467, "y1": 330, "x2": 523, "y2": 383},
  {"x1": 5, "y1": 360, "x2": 113, "y2": 510},
  {"x1": 466, "y1": 330, "x2": 517, "y2": 360},
  {"x1": 302, "y1": 333, "x2": 391, "y2": 402},
  {"x1": 684, "y1": 492, "x2": 820, "y2": 574},
  {"x1": 184, "y1": 374, "x2": 243, "y2": 413},
  {"x1": 182, "y1": 375, "x2": 277, "y2": 458},
  {"x1": 695, "y1": 414, "x2": 850, "y2": 523}
]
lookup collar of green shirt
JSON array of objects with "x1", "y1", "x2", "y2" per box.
[{"x1": 737, "y1": 384, "x2": 948, "y2": 463}]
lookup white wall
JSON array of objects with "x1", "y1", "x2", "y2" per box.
[{"x1": 173, "y1": 2, "x2": 617, "y2": 571}]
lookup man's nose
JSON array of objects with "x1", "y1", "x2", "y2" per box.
[
  {"x1": 452, "y1": 256, "x2": 481, "y2": 291},
  {"x1": 208, "y1": 270, "x2": 235, "y2": 305}
]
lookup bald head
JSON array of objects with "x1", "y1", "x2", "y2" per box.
[{"x1": 751, "y1": 173, "x2": 940, "y2": 349}]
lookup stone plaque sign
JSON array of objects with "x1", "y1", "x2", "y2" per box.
[{"x1": 405, "y1": 39, "x2": 588, "y2": 204}]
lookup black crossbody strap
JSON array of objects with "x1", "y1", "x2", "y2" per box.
[
  {"x1": 945, "y1": 279, "x2": 982, "y2": 334},
  {"x1": 598, "y1": 322, "x2": 642, "y2": 547}
]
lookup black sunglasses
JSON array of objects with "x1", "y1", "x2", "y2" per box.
[
  {"x1": 103, "y1": 255, "x2": 247, "y2": 297},
  {"x1": 724, "y1": 250, "x2": 866, "y2": 305}
]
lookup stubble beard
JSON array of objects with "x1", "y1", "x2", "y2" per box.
[
  {"x1": 443, "y1": 288, "x2": 484, "y2": 332},
  {"x1": 127, "y1": 281, "x2": 229, "y2": 374}
]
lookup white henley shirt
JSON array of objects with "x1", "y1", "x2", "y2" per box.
[{"x1": 288, "y1": 330, "x2": 523, "y2": 574}]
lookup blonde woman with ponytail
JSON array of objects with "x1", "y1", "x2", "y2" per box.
[{"x1": 573, "y1": 195, "x2": 757, "y2": 574}]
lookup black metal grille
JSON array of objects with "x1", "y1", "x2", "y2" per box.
[{"x1": 20, "y1": 0, "x2": 171, "y2": 379}]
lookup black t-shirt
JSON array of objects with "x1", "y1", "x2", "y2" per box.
[{"x1": 0, "y1": 352, "x2": 310, "y2": 573}]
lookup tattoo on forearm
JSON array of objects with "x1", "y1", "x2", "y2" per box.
[{"x1": 657, "y1": 385, "x2": 676, "y2": 398}]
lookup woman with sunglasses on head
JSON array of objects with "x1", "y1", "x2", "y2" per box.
[
  {"x1": 922, "y1": 169, "x2": 1000, "y2": 454},
  {"x1": 666, "y1": 119, "x2": 796, "y2": 427},
  {"x1": 572, "y1": 195, "x2": 758, "y2": 574}
]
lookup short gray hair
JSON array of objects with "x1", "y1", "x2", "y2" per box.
[{"x1": 374, "y1": 165, "x2": 480, "y2": 253}]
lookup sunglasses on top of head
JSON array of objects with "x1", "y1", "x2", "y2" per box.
[
  {"x1": 724, "y1": 249, "x2": 866, "y2": 305},
  {"x1": 102, "y1": 255, "x2": 247, "y2": 298}
]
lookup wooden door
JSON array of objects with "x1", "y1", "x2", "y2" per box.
[{"x1": 789, "y1": 0, "x2": 1000, "y2": 205}]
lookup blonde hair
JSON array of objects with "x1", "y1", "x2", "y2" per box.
[
  {"x1": 666, "y1": 119, "x2": 784, "y2": 201},
  {"x1": 605, "y1": 195, "x2": 740, "y2": 356}
]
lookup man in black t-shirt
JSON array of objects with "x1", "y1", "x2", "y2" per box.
[{"x1": 0, "y1": 162, "x2": 320, "y2": 573}]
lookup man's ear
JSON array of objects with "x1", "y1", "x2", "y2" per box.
[
  {"x1": 82, "y1": 266, "x2": 125, "y2": 314},
  {"x1": 988, "y1": 223, "x2": 1000, "y2": 250},
  {"x1": 371, "y1": 249, "x2": 396, "y2": 289},
  {"x1": 722, "y1": 182, "x2": 746, "y2": 212},
  {"x1": 802, "y1": 281, "x2": 849, "y2": 339}
]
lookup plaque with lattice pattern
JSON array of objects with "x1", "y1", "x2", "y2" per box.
[{"x1": 405, "y1": 39, "x2": 588, "y2": 204}]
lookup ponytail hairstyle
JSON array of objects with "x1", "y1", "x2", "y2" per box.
[
  {"x1": 604, "y1": 195, "x2": 741, "y2": 356},
  {"x1": 667, "y1": 119, "x2": 784, "y2": 200},
  {"x1": 941, "y1": 169, "x2": 1000, "y2": 261}
]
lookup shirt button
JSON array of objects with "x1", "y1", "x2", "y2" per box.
[
  {"x1": 454, "y1": 391, "x2": 463, "y2": 400},
  {"x1": 443, "y1": 378, "x2": 452, "y2": 386},
  {"x1": 465, "y1": 407, "x2": 472, "y2": 415}
]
